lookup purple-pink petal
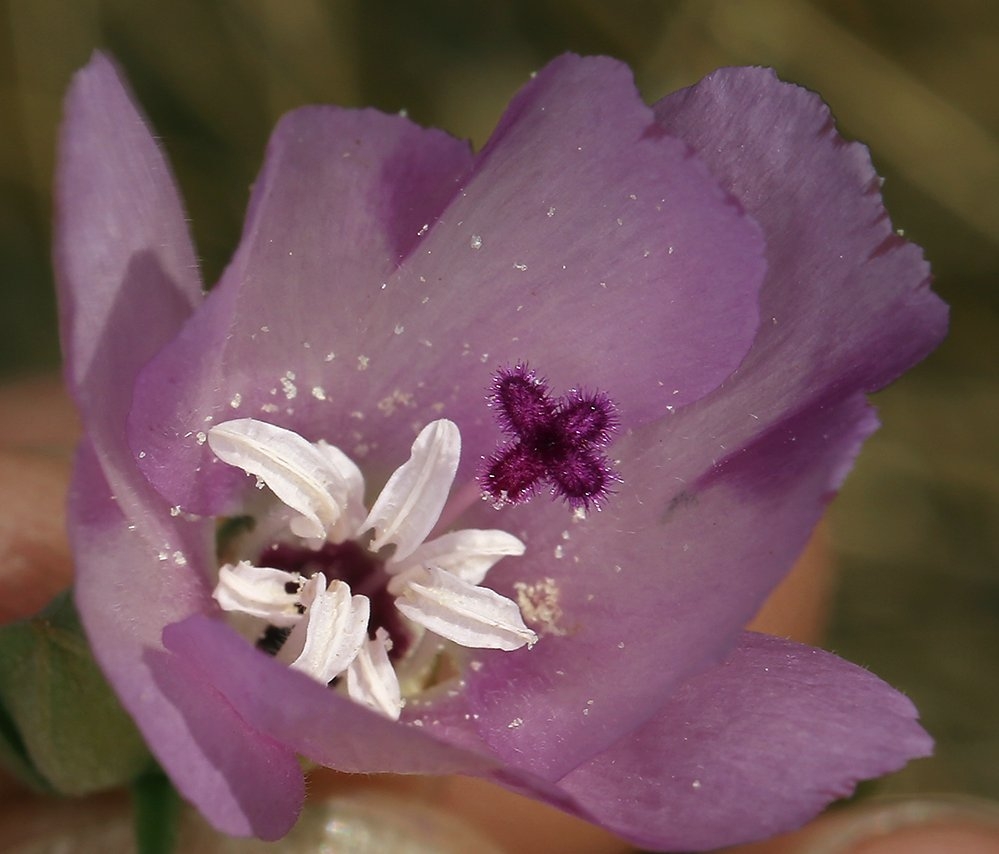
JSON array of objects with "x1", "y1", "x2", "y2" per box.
[
  {"x1": 553, "y1": 632, "x2": 933, "y2": 851},
  {"x1": 70, "y1": 446, "x2": 300, "y2": 840},
  {"x1": 55, "y1": 53, "x2": 203, "y2": 505},
  {"x1": 127, "y1": 104, "x2": 475, "y2": 515},
  {"x1": 459, "y1": 394, "x2": 881, "y2": 779},
  {"x1": 447, "y1": 62, "x2": 944, "y2": 782},
  {"x1": 55, "y1": 53, "x2": 203, "y2": 390},
  {"x1": 161, "y1": 615, "x2": 501, "y2": 777},
  {"x1": 127, "y1": 54, "x2": 765, "y2": 516},
  {"x1": 653, "y1": 66, "x2": 947, "y2": 420}
]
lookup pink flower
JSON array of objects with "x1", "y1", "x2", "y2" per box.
[{"x1": 56, "y1": 52, "x2": 945, "y2": 850}]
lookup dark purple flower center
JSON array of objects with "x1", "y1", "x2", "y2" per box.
[
  {"x1": 480, "y1": 363, "x2": 618, "y2": 510},
  {"x1": 259, "y1": 539, "x2": 412, "y2": 660}
]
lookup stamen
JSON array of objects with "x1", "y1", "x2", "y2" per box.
[
  {"x1": 213, "y1": 561, "x2": 308, "y2": 627},
  {"x1": 209, "y1": 417, "x2": 534, "y2": 711},
  {"x1": 347, "y1": 629, "x2": 403, "y2": 719},
  {"x1": 278, "y1": 578, "x2": 370, "y2": 684},
  {"x1": 363, "y1": 419, "x2": 460, "y2": 561},
  {"x1": 394, "y1": 566, "x2": 537, "y2": 650}
]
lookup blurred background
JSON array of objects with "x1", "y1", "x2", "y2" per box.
[{"x1": 0, "y1": 0, "x2": 996, "y2": 810}]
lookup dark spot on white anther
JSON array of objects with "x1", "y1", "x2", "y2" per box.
[{"x1": 258, "y1": 625, "x2": 291, "y2": 656}]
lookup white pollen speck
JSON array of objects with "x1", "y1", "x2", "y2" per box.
[
  {"x1": 616, "y1": 217, "x2": 624, "y2": 226},
  {"x1": 507, "y1": 717, "x2": 523, "y2": 729},
  {"x1": 546, "y1": 206, "x2": 556, "y2": 217},
  {"x1": 553, "y1": 544, "x2": 565, "y2": 559},
  {"x1": 560, "y1": 530, "x2": 570, "y2": 541},
  {"x1": 586, "y1": 699, "x2": 594, "y2": 706},
  {"x1": 394, "y1": 324, "x2": 405, "y2": 335},
  {"x1": 643, "y1": 249, "x2": 651, "y2": 258},
  {"x1": 617, "y1": 641, "x2": 625, "y2": 649},
  {"x1": 229, "y1": 393, "x2": 242, "y2": 409},
  {"x1": 421, "y1": 296, "x2": 430, "y2": 305},
  {"x1": 172, "y1": 551, "x2": 187, "y2": 566},
  {"x1": 311, "y1": 386, "x2": 327, "y2": 401},
  {"x1": 169, "y1": 506, "x2": 182, "y2": 517},
  {"x1": 692, "y1": 780, "x2": 702, "y2": 790},
  {"x1": 629, "y1": 193, "x2": 637, "y2": 200},
  {"x1": 515, "y1": 577, "x2": 566, "y2": 636},
  {"x1": 195, "y1": 431, "x2": 207, "y2": 445},
  {"x1": 261, "y1": 403, "x2": 279, "y2": 413},
  {"x1": 469, "y1": 660, "x2": 483, "y2": 672},
  {"x1": 357, "y1": 355, "x2": 370, "y2": 371},
  {"x1": 418, "y1": 223, "x2": 429, "y2": 236},
  {"x1": 260, "y1": 325, "x2": 270, "y2": 333},
  {"x1": 572, "y1": 507, "x2": 587, "y2": 522},
  {"x1": 582, "y1": 708, "x2": 590, "y2": 716},
  {"x1": 513, "y1": 262, "x2": 528, "y2": 271},
  {"x1": 614, "y1": 564, "x2": 622, "y2": 573},
  {"x1": 138, "y1": 450, "x2": 146, "y2": 459},
  {"x1": 280, "y1": 374, "x2": 297, "y2": 400},
  {"x1": 668, "y1": 246, "x2": 675, "y2": 255},
  {"x1": 377, "y1": 389, "x2": 416, "y2": 416},
  {"x1": 157, "y1": 551, "x2": 168, "y2": 562},
  {"x1": 303, "y1": 341, "x2": 311, "y2": 349},
  {"x1": 350, "y1": 411, "x2": 364, "y2": 420},
  {"x1": 419, "y1": 275, "x2": 426, "y2": 283},
  {"x1": 469, "y1": 234, "x2": 483, "y2": 249},
  {"x1": 419, "y1": 338, "x2": 433, "y2": 347},
  {"x1": 324, "y1": 351, "x2": 335, "y2": 362}
]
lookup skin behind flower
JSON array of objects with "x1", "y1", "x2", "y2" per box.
[{"x1": 54, "y1": 53, "x2": 944, "y2": 849}]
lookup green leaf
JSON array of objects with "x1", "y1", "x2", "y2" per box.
[
  {"x1": 0, "y1": 591, "x2": 153, "y2": 794},
  {"x1": 133, "y1": 770, "x2": 180, "y2": 854}
]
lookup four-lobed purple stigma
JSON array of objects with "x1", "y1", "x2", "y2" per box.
[{"x1": 480, "y1": 363, "x2": 619, "y2": 510}]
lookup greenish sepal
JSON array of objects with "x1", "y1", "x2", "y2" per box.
[{"x1": 0, "y1": 590, "x2": 154, "y2": 794}]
